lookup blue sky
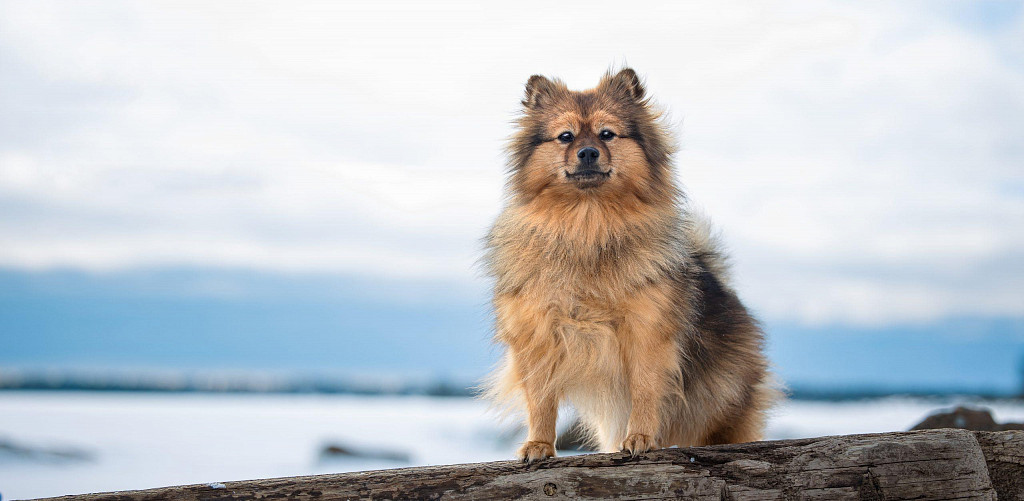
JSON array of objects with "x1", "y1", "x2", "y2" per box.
[{"x1": 0, "y1": 1, "x2": 1022, "y2": 393}]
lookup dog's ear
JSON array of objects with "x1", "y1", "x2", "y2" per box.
[
  {"x1": 523, "y1": 75, "x2": 557, "y2": 109},
  {"x1": 604, "y1": 68, "x2": 646, "y2": 102}
]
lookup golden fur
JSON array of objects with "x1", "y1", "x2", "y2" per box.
[{"x1": 483, "y1": 68, "x2": 779, "y2": 461}]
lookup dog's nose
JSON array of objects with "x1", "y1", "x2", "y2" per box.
[{"x1": 577, "y1": 147, "x2": 599, "y2": 165}]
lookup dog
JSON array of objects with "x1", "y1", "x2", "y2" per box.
[{"x1": 483, "y1": 68, "x2": 779, "y2": 461}]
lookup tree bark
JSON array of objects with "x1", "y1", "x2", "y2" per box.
[{"x1": 31, "y1": 429, "x2": 1024, "y2": 501}]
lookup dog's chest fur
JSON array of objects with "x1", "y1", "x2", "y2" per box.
[
  {"x1": 489, "y1": 206, "x2": 686, "y2": 299},
  {"x1": 494, "y1": 227, "x2": 683, "y2": 373}
]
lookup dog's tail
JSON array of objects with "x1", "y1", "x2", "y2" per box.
[{"x1": 683, "y1": 210, "x2": 734, "y2": 287}]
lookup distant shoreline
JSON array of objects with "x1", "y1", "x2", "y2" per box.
[{"x1": 1, "y1": 370, "x2": 1019, "y2": 401}]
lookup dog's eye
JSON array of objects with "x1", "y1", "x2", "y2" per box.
[
  {"x1": 599, "y1": 130, "x2": 616, "y2": 141},
  {"x1": 557, "y1": 132, "x2": 575, "y2": 143}
]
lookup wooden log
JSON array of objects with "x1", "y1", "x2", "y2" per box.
[{"x1": 31, "y1": 429, "x2": 1024, "y2": 501}]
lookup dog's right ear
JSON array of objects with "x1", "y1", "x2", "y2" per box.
[{"x1": 523, "y1": 75, "x2": 557, "y2": 109}]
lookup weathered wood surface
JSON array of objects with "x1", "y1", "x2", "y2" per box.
[{"x1": 32, "y1": 429, "x2": 1024, "y2": 501}]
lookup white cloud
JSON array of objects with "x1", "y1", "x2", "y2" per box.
[{"x1": 0, "y1": 0, "x2": 1021, "y2": 325}]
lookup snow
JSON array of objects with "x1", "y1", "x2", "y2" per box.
[{"x1": 1, "y1": 391, "x2": 1023, "y2": 500}]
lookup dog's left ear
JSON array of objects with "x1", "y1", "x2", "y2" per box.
[{"x1": 604, "y1": 68, "x2": 646, "y2": 102}]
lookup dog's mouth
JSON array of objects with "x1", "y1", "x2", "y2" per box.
[{"x1": 565, "y1": 168, "x2": 611, "y2": 187}]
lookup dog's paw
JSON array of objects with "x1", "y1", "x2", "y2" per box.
[
  {"x1": 517, "y1": 440, "x2": 555, "y2": 463},
  {"x1": 621, "y1": 433, "x2": 656, "y2": 456}
]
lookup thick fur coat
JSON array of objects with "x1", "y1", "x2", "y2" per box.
[{"x1": 484, "y1": 69, "x2": 778, "y2": 461}]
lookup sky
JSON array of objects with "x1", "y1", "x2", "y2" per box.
[{"x1": 1, "y1": 1, "x2": 1022, "y2": 392}]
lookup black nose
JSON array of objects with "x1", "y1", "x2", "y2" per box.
[{"x1": 577, "y1": 147, "x2": 599, "y2": 166}]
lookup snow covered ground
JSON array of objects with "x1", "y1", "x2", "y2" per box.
[{"x1": 2, "y1": 392, "x2": 1023, "y2": 500}]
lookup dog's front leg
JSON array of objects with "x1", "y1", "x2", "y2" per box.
[
  {"x1": 495, "y1": 294, "x2": 558, "y2": 462},
  {"x1": 621, "y1": 313, "x2": 676, "y2": 455},
  {"x1": 517, "y1": 378, "x2": 558, "y2": 462}
]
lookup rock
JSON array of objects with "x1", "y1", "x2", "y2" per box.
[
  {"x1": 0, "y1": 437, "x2": 93, "y2": 462},
  {"x1": 318, "y1": 443, "x2": 410, "y2": 463},
  {"x1": 910, "y1": 405, "x2": 1024, "y2": 432}
]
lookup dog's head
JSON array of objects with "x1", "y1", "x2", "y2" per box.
[{"x1": 506, "y1": 68, "x2": 674, "y2": 204}]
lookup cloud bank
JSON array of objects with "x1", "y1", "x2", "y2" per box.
[{"x1": 0, "y1": 0, "x2": 1021, "y2": 326}]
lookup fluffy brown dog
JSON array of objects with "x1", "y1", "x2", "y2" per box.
[{"x1": 484, "y1": 68, "x2": 778, "y2": 461}]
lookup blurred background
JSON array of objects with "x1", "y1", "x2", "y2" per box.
[{"x1": 1, "y1": 1, "x2": 1023, "y2": 498}]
